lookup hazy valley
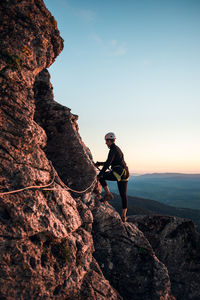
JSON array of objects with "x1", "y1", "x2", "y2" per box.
[{"x1": 108, "y1": 173, "x2": 200, "y2": 210}]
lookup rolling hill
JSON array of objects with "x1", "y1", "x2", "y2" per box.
[{"x1": 109, "y1": 193, "x2": 200, "y2": 232}]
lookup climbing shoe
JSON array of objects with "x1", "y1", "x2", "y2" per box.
[{"x1": 121, "y1": 215, "x2": 127, "y2": 223}]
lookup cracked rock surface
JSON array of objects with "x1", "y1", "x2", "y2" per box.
[
  {"x1": 91, "y1": 203, "x2": 175, "y2": 300},
  {"x1": 0, "y1": 1, "x2": 120, "y2": 298}
]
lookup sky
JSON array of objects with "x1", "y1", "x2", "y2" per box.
[{"x1": 44, "y1": 0, "x2": 200, "y2": 174}]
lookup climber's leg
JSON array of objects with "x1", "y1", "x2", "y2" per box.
[{"x1": 117, "y1": 181, "x2": 128, "y2": 221}]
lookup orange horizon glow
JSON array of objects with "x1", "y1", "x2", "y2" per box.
[
  {"x1": 130, "y1": 169, "x2": 200, "y2": 175},
  {"x1": 128, "y1": 161, "x2": 200, "y2": 175}
]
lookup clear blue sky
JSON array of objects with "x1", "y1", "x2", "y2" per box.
[{"x1": 44, "y1": 0, "x2": 200, "y2": 174}]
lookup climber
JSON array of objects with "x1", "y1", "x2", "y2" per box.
[{"x1": 95, "y1": 132, "x2": 129, "y2": 222}]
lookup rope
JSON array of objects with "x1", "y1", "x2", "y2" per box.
[
  {"x1": 0, "y1": 162, "x2": 55, "y2": 196},
  {"x1": 0, "y1": 161, "x2": 97, "y2": 196},
  {"x1": 67, "y1": 180, "x2": 96, "y2": 194},
  {"x1": 44, "y1": 178, "x2": 96, "y2": 194},
  {"x1": 52, "y1": 171, "x2": 97, "y2": 194}
]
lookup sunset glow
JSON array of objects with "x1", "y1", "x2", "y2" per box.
[{"x1": 44, "y1": 0, "x2": 200, "y2": 174}]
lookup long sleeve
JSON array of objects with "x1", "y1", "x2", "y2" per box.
[
  {"x1": 96, "y1": 162, "x2": 104, "y2": 166},
  {"x1": 99, "y1": 148, "x2": 115, "y2": 176}
]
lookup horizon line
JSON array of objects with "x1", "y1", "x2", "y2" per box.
[{"x1": 130, "y1": 171, "x2": 200, "y2": 176}]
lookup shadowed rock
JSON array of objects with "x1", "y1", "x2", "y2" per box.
[
  {"x1": 91, "y1": 202, "x2": 175, "y2": 300},
  {"x1": 129, "y1": 215, "x2": 200, "y2": 300},
  {"x1": 34, "y1": 69, "x2": 96, "y2": 194}
]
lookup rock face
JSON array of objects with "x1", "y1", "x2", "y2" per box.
[
  {"x1": 0, "y1": 0, "x2": 63, "y2": 191},
  {"x1": 34, "y1": 69, "x2": 96, "y2": 194},
  {"x1": 91, "y1": 203, "x2": 175, "y2": 300},
  {"x1": 0, "y1": 1, "x2": 120, "y2": 299},
  {"x1": 129, "y1": 215, "x2": 200, "y2": 300}
]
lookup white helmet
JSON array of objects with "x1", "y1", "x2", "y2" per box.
[{"x1": 105, "y1": 132, "x2": 116, "y2": 140}]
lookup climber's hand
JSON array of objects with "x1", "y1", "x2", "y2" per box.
[{"x1": 95, "y1": 161, "x2": 101, "y2": 167}]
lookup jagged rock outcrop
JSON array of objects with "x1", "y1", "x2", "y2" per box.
[
  {"x1": 129, "y1": 215, "x2": 200, "y2": 300},
  {"x1": 0, "y1": 0, "x2": 63, "y2": 190},
  {"x1": 34, "y1": 69, "x2": 96, "y2": 193},
  {"x1": 0, "y1": 1, "x2": 120, "y2": 298},
  {"x1": 91, "y1": 203, "x2": 175, "y2": 300}
]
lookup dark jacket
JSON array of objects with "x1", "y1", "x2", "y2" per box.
[{"x1": 99, "y1": 143, "x2": 129, "y2": 178}]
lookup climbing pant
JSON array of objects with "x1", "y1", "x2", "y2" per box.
[{"x1": 99, "y1": 171, "x2": 128, "y2": 209}]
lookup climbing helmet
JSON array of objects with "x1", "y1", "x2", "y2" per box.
[{"x1": 105, "y1": 132, "x2": 116, "y2": 140}]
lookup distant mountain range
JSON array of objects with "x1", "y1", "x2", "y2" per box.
[
  {"x1": 108, "y1": 173, "x2": 200, "y2": 210},
  {"x1": 109, "y1": 193, "x2": 200, "y2": 232},
  {"x1": 132, "y1": 173, "x2": 200, "y2": 179}
]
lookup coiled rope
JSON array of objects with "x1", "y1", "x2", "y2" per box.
[{"x1": 0, "y1": 162, "x2": 96, "y2": 196}]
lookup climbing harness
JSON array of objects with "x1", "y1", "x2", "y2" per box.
[
  {"x1": 0, "y1": 162, "x2": 97, "y2": 196},
  {"x1": 94, "y1": 163, "x2": 129, "y2": 182},
  {"x1": 112, "y1": 165, "x2": 129, "y2": 182}
]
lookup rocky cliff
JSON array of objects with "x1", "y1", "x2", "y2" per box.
[
  {"x1": 0, "y1": 1, "x2": 119, "y2": 299},
  {"x1": 0, "y1": 1, "x2": 199, "y2": 299}
]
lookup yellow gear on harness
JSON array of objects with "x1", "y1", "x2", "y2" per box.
[{"x1": 112, "y1": 167, "x2": 129, "y2": 182}]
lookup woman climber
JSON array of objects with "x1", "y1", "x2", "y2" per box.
[{"x1": 95, "y1": 132, "x2": 129, "y2": 222}]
